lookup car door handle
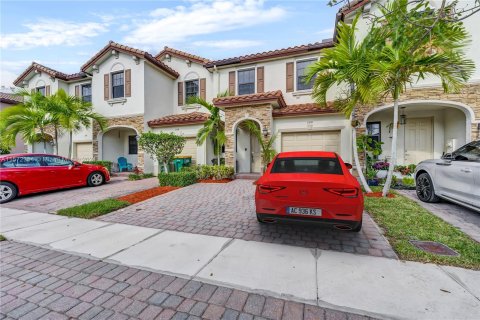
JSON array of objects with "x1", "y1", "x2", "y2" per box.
[
  {"x1": 436, "y1": 162, "x2": 451, "y2": 166},
  {"x1": 460, "y1": 168, "x2": 472, "y2": 173}
]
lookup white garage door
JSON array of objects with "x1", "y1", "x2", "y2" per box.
[
  {"x1": 281, "y1": 131, "x2": 341, "y2": 152},
  {"x1": 75, "y1": 142, "x2": 93, "y2": 161},
  {"x1": 179, "y1": 137, "x2": 197, "y2": 163}
]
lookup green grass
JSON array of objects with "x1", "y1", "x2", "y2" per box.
[
  {"x1": 57, "y1": 199, "x2": 130, "y2": 219},
  {"x1": 0, "y1": 234, "x2": 5, "y2": 241},
  {"x1": 365, "y1": 188, "x2": 480, "y2": 269}
]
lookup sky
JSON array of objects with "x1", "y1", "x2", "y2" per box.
[{"x1": 0, "y1": 0, "x2": 339, "y2": 88}]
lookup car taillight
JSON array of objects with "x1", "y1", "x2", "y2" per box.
[
  {"x1": 325, "y1": 188, "x2": 359, "y2": 198},
  {"x1": 257, "y1": 184, "x2": 285, "y2": 194}
]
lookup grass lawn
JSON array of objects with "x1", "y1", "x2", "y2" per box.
[
  {"x1": 365, "y1": 188, "x2": 480, "y2": 269},
  {"x1": 57, "y1": 199, "x2": 130, "y2": 219}
]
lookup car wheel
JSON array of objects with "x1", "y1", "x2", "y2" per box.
[
  {"x1": 351, "y1": 219, "x2": 362, "y2": 232},
  {"x1": 416, "y1": 173, "x2": 440, "y2": 203},
  {"x1": 256, "y1": 214, "x2": 266, "y2": 223},
  {"x1": 88, "y1": 172, "x2": 104, "y2": 187},
  {"x1": 0, "y1": 182, "x2": 17, "y2": 204}
]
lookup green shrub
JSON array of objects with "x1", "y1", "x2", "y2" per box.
[
  {"x1": 158, "y1": 171, "x2": 197, "y2": 187},
  {"x1": 402, "y1": 176, "x2": 415, "y2": 187},
  {"x1": 128, "y1": 173, "x2": 155, "y2": 181},
  {"x1": 212, "y1": 165, "x2": 234, "y2": 179},
  {"x1": 180, "y1": 165, "x2": 234, "y2": 180},
  {"x1": 83, "y1": 161, "x2": 113, "y2": 173},
  {"x1": 142, "y1": 173, "x2": 155, "y2": 179}
]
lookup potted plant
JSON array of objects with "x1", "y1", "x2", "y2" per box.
[
  {"x1": 366, "y1": 169, "x2": 379, "y2": 186},
  {"x1": 373, "y1": 161, "x2": 390, "y2": 179}
]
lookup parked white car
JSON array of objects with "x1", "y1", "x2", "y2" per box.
[{"x1": 415, "y1": 140, "x2": 480, "y2": 212}]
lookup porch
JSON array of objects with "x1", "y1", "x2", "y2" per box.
[{"x1": 98, "y1": 126, "x2": 140, "y2": 172}]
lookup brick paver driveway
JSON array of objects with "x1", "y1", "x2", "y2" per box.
[
  {"x1": 1, "y1": 176, "x2": 158, "y2": 213},
  {"x1": 100, "y1": 180, "x2": 396, "y2": 258},
  {"x1": 1, "y1": 241, "x2": 376, "y2": 320}
]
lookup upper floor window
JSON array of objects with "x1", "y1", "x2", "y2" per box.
[
  {"x1": 128, "y1": 136, "x2": 138, "y2": 155},
  {"x1": 112, "y1": 71, "x2": 124, "y2": 99},
  {"x1": 185, "y1": 80, "x2": 199, "y2": 101},
  {"x1": 296, "y1": 59, "x2": 316, "y2": 91},
  {"x1": 81, "y1": 84, "x2": 92, "y2": 102},
  {"x1": 36, "y1": 86, "x2": 46, "y2": 96},
  {"x1": 238, "y1": 68, "x2": 255, "y2": 95},
  {"x1": 366, "y1": 122, "x2": 381, "y2": 143}
]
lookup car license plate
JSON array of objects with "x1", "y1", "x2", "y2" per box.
[{"x1": 287, "y1": 207, "x2": 322, "y2": 216}]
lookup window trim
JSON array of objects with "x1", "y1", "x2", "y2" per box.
[
  {"x1": 36, "y1": 86, "x2": 46, "y2": 96},
  {"x1": 128, "y1": 135, "x2": 138, "y2": 155},
  {"x1": 184, "y1": 79, "x2": 200, "y2": 101},
  {"x1": 81, "y1": 83, "x2": 92, "y2": 102},
  {"x1": 236, "y1": 67, "x2": 256, "y2": 95},
  {"x1": 366, "y1": 121, "x2": 382, "y2": 142},
  {"x1": 111, "y1": 71, "x2": 125, "y2": 99},
  {"x1": 294, "y1": 57, "x2": 318, "y2": 92}
]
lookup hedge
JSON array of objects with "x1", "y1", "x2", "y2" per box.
[
  {"x1": 158, "y1": 171, "x2": 197, "y2": 187},
  {"x1": 181, "y1": 165, "x2": 234, "y2": 180},
  {"x1": 83, "y1": 161, "x2": 113, "y2": 173},
  {"x1": 128, "y1": 173, "x2": 155, "y2": 181}
]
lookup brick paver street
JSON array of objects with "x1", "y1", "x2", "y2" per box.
[
  {"x1": 0, "y1": 241, "x2": 376, "y2": 320},
  {"x1": 99, "y1": 180, "x2": 396, "y2": 258},
  {"x1": 2, "y1": 176, "x2": 158, "y2": 213}
]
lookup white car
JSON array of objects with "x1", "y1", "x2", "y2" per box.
[{"x1": 415, "y1": 140, "x2": 480, "y2": 212}]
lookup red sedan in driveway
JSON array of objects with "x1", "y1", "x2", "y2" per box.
[
  {"x1": 0, "y1": 154, "x2": 110, "y2": 203},
  {"x1": 255, "y1": 151, "x2": 363, "y2": 232}
]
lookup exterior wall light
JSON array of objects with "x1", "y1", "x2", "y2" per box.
[
  {"x1": 399, "y1": 107, "x2": 407, "y2": 125},
  {"x1": 262, "y1": 127, "x2": 269, "y2": 137}
]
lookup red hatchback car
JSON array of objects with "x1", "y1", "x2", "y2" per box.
[
  {"x1": 255, "y1": 151, "x2": 363, "y2": 232},
  {"x1": 0, "y1": 154, "x2": 110, "y2": 203}
]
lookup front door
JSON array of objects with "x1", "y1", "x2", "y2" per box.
[
  {"x1": 404, "y1": 117, "x2": 433, "y2": 164},
  {"x1": 236, "y1": 127, "x2": 251, "y2": 173}
]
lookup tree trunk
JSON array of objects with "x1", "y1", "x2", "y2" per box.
[
  {"x1": 163, "y1": 161, "x2": 169, "y2": 173},
  {"x1": 54, "y1": 126, "x2": 59, "y2": 155},
  {"x1": 40, "y1": 128, "x2": 47, "y2": 154},
  {"x1": 352, "y1": 128, "x2": 372, "y2": 193},
  {"x1": 68, "y1": 131, "x2": 73, "y2": 159},
  {"x1": 382, "y1": 98, "x2": 399, "y2": 197}
]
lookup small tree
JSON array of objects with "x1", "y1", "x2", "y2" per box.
[{"x1": 138, "y1": 132, "x2": 186, "y2": 173}]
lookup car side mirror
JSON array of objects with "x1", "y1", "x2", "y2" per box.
[
  {"x1": 73, "y1": 161, "x2": 82, "y2": 167},
  {"x1": 344, "y1": 163, "x2": 353, "y2": 169},
  {"x1": 442, "y1": 153, "x2": 453, "y2": 160}
]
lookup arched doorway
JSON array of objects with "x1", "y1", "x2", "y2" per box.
[
  {"x1": 363, "y1": 101, "x2": 473, "y2": 164},
  {"x1": 234, "y1": 119, "x2": 262, "y2": 173},
  {"x1": 98, "y1": 126, "x2": 139, "y2": 172},
  {"x1": 32, "y1": 133, "x2": 54, "y2": 154}
]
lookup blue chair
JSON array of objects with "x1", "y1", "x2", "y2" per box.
[{"x1": 118, "y1": 157, "x2": 133, "y2": 172}]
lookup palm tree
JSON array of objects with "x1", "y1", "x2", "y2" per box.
[
  {"x1": 0, "y1": 90, "x2": 52, "y2": 153},
  {"x1": 243, "y1": 120, "x2": 277, "y2": 172},
  {"x1": 187, "y1": 91, "x2": 228, "y2": 166},
  {"x1": 305, "y1": 14, "x2": 380, "y2": 193},
  {"x1": 368, "y1": 0, "x2": 475, "y2": 196}
]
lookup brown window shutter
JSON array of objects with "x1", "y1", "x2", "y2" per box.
[
  {"x1": 178, "y1": 82, "x2": 184, "y2": 106},
  {"x1": 125, "y1": 69, "x2": 131, "y2": 97},
  {"x1": 75, "y1": 85, "x2": 80, "y2": 97},
  {"x1": 200, "y1": 78, "x2": 206, "y2": 100},
  {"x1": 257, "y1": 67, "x2": 264, "y2": 93},
  {"x1": 286, "y1": 62, "x2": 294, "y2": 92},
  {"x1": 228, "y1": 71, "x2": 236, "y2": 95},
  {"x1": 104, "y1": 74, "x2": 109, "y2": 100},
  {"x1": 45, "y1": 85, "x2": 51, "y2": 96}
]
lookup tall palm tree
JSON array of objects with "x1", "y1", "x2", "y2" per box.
[
  {"x1": 0, "y1": 90, "x2": 52, "y2": 153},
  {"x1": 188, "y1": 91, "x2": 228, "y2": 166},
  {"x1": 305, "y1": 14, "x2": 380, "y2": 193},
  {"x1": 243, "y1": 120, "x2": 277, "y2": 172},
  {"x1": 369, "y1": 0, "x2": 475, "y2": 196}
]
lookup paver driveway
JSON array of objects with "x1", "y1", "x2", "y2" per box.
[
  {"x1": 1, "y1": 176, "x2": 158, "y2": 213},
  {"x1": 99, "y1": 180, "x2": 396, "y2": 258}
]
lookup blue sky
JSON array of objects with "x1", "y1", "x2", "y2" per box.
[{"x1": 0, "y1": 0, "x2": 338, "y2": 87}]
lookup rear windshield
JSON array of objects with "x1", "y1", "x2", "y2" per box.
[{"x1": 271, "y1": 157, "x2": 343, "y2": 175}]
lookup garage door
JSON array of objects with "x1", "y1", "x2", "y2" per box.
[
  {"x1": 75, "y1": 142, "x2": 93, "y2": 161},
  {"x1": 281, "y1": 131, "x2": 341, "y2": 152},
  {"x1": 179, "y1": 137, "x2": 197, "y2": 163}
]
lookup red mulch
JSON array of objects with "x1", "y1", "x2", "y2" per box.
[
  {"x1": 198, "y1": 179, "x2": 233, "y2": 183},
  {"x1": 117, "y1": 186, "x2": 179, "y2": 204},
  {"x1": 364, "y1": 192, "x2": 396, "y2": 198}
]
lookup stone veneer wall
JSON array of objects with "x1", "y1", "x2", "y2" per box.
[
  {"x1": 224, "y1": 104, "x2": 273, "y2": 169},
  {"x1": 92, "y1": 115, "x2": 145, "y2": 169}
]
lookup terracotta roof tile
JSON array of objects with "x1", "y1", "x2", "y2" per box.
[
  {"x1": 81, "y1": 41, "x2": 179, "y2": 78},
  {"x1": 213, "y1": 91, "x2": 286, "y2": 108},
  {"x1": 155, "y1": 47, "x2": 211, "y2": 64},
  {"x1": 148, "y1": 112, "x2": 210, "y2": 127},
  {"x1": 13, "y1": 62, "x2": 88, "y2": 86},
  {"x1": 340, "y1": 0, "x2": 370, "y2": 14},
  {"x1": 205, "y1": 41, "x2": 333, "y2": 68},
  {"x1": 0, "y1": 92, "x2": 23, "y2": 104},
  {"x1": 273, "y1": 103, "x2": 338, "y2": 117}
]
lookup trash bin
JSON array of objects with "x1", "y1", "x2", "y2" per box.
[
  {"x1": 173, "y1": 158, "x2": 184, "y2": 172},
  {"x1": 173, "y1": 156, "x2": 192, "y2": 171}
]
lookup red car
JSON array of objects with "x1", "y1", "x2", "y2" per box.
[
  {"x1": 0, "y1": 153, "x2": 110, "y2": 203},
  {"x1": 255, "y1": 151, "x2": 363, "y2": 232}
]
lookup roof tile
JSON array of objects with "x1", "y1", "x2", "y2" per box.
[
  {"x1": 273, "y1": 102, "x2": 337, "y2": 117},
  {"x1": 155, "y1": 47, "x2": 211, "y2": 64},
  {"x1": 13, "y1": 62, "x2": 87, "y2": 86},
  {"x1": 213, "y1": 91, "x2": 286, "y2": 108},
  {"x1": 0, "y1": 92, "x2": 23, "y2": 104},
  {"x1": 147, "y1": 112, "x2": 210, "y2": 127}
]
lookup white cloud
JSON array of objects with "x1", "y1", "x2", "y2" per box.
[
  {"x1": 0, "y1": 19, "x2": 108, "y2": 50},
  {"x1": 193, "y1": 39, "x2": 262, "y2": 49},
  {"x1": 124, "y1": 0, "x2": 285, "y2": 47}
]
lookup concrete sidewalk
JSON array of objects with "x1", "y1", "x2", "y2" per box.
[{"x1": 1, "y1": 207, "x2": 479, "y2": 320}]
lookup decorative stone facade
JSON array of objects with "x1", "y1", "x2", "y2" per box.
[
  {"x1": 92, "y1": 115, "x2": 145, "y2": 169},
  {"x1": 224, "y1": 104, "x2": 274, "y2": 168}
]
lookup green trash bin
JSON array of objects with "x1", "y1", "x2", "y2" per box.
[{"x1": 173, "y1": 158, "x2": 184, "y2": 172}]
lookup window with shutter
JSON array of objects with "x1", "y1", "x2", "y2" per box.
[
  {"x1": 257, "y1": 67, "x2": 264, "y2": 93},
  {"x1": 45, "y1": 85, "x2": 50, "y2": 96},
  {"x1": 104, "y1": 74, "x2": 109, "y2": 100},
  {"x1": 237, "y1": 68, "x2": 255, "y2": 95},
  {"x1": 286, "y1": 62, "x2": 294, "y2": 92},
  {"x1": 111, "y1": 71, "x2": 125, "y2": 99},
  {"x1": 125, "y1": 69, "x2": 131, "y2": 97},
  {"x1": 200, "y1": 78, "x2": 206, "y2": 100},
  {"x1": 75, "y1": 85, "x2": 80, "y2": 97},
  {"x1": 296, "y1": 59, "x2": 316, "y2": 91},
  {"x1": 81, "y1": 84, "x2": 92, "y2": 102},
  {"x1": 178, "y1": 82, "x2": 184, "y2": 106},
  {"x1": 228, "y1": 71, "x2": 235, "y2": 95}
]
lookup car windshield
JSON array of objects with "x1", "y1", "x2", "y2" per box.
[
  {"x1": 453, "y1": 141, "x2": 480, "y2": 161},
  {"x1": 271, "y1": 157, "x2": 343, "y2": 174}
]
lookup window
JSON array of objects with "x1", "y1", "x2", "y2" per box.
[
  {"x1": 112, "y1": 72, "x2": 124, "y2": 99},
  {"x1": 42, "y1": 156, "x2": 72, "y2": 167},
  {"x1": 271, "y1": 157, "x2": 342, "y2": 175},
  {"x1": 128, "y1": 135, "x2": 138, "y2": 155},
  {"x1": 238, "y1": 68, "x2": 255, "y2": 95},
  {"x1": 452, "y1": 141, "x2": 480, "y2": 161},
  {"x1": 185, "y1": 80, "x2": 199, "y2": 101},
  {"x1": 36, "y1": 86, "x2": 46, "y2": 96},
  {"x1": 81, "y1": 84, "x2": 92, "y2": 102},
  {"x1": 366, "y1": 122, "x2": 381, "y2": 143},
  {"x1": 296, "y1": 59, "x2": 316, "y2": 91},
  {"x1": 0, "y1": 156, "x2": 42, "y2": 168}
]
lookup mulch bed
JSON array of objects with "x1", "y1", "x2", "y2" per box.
[
  {"x1": 365, "y1": 192, "x2": 396, "y2": 198},
  {"x1": 117, "y1": 186, "x2": 179, "y2": 204},
  {"x1": 198, "y1": 179, "x2": 233, "y2": 184}
]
